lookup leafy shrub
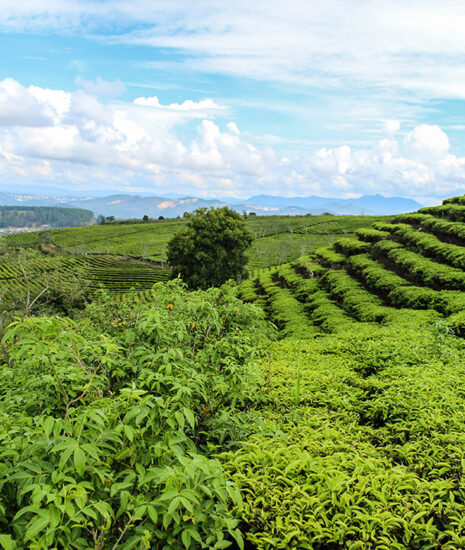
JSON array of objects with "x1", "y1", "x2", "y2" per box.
[
  {"x1": 333, "y1": 237, "x2": 371, "y2": 256},
  {"x1": 0, "y1": 280, "x2": 267, "y2": 549},
  {"x1": 372, "y1": 239, "x2": 465, "y2": 291},
  {"x1": 256, "y1": 271, "x2": 316, "y2": 338},
  {"x1": 419, "y1": 203, "x2": 465, "y2": 222},
  {"x1": 222, "y1": 324, "x2": 465, "y2": 549},
  {"x1": 320, "y1": 269, "x2": 393, "y2": 323},
  {"x1": 355, "y1": 227, "x2": 389, "y2": 243},
  {"x1": 314, "y1": 247, "x2": 346, "y2": 267}
]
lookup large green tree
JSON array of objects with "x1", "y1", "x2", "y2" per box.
[{"x1": 166, "y1": 207, "x2": 253, "y2": 289}]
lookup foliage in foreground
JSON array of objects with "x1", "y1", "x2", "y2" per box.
[
  {"x1": 0, "y1": 281, "x2": 268, "y2": 549},
  {"x1": 222, "y1": 321, "x2": 465, "y2": 549}
]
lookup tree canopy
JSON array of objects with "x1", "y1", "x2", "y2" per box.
[
  {"x1": 166, "y1": 207, "x2": 253, "y2": 289},
  {"x1": 0, "y1": 205, "x2": 93, "y2": 229}
]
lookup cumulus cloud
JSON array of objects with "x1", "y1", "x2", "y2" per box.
[
  {"x1": 0, "y1": 78, "x2": 52, "y2": 127},
  {"x1": 0, "y1": 78, "x2": 270, "y2": 195},
  {"x1": 403, "y1": 124, "x2": 450, "y2": 161},
  {"x1": 2, "y1": 77, "x2": 465, "y2": 201},
  {"x1": 297, "y1": 125, "x2": 465, "y2": 199}
]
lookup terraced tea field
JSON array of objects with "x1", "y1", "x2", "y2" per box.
[
  {"x1": 0, "y1": 214, "x2": 385, "y2": 297},
  {"x1": 240, "y1": 198, "x2": 465, "y2": 335},
  {"x1": 8, "y1": 199, "x2": 465, "y2": 549},
  {"x1": 246, "y1": 215, "x2": 385, "y2": 268},
  {"x1": 227, "y1": 195, "x2": 465, "y2": 547},
  {"x1": 0, "y1": 254, "x2": 170, "y2": 297}
]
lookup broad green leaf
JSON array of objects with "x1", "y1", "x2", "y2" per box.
[
  {"x1": 59, "y1": 446, "x2": 74, "y2": 470},
  {"x1": 183, "y1": 407, "x2": 195, "y2": 430},
  {"x1": 147, "y1": 505, "x2": 158, "y2": 525},
  {"x1": 73, "y1": 447, "x2": 86, "y2": 477},
  {"x1": 123, "y1": 425, "x2": 134, "y2": 442},
  {"x1": 42, "y1": 417, "x2": 54, "y2": 438},
  {"x1": 0, "y1": 535, "x2": 16, "y2": 550},
  {"x1": 26, "y1": 515, "x2": 49, "y2": 541},
  {"x1": 181, "y1": 529, "x2": 192, "y2": 549}
]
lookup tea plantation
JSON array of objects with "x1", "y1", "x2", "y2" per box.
[
  {"x1": 0, "y1": 214, "x2": 382, "y2": 297},
  {"x1": 5, "y1": 201, "x2": 465, "y2": 548},
  {"x1": 228, "y1": 195, "x2": 465, "y2": 548}
]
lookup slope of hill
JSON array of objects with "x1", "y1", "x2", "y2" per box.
[
  {"x1": 240, "y1": 197, "x2": 465, "y2": 331},
  {"x1": 227, "y1": 194, "x2": 465, "y2": 547}
]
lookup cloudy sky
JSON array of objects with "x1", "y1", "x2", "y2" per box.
[{"x1": 1, "y1": 1, "x2": 465, "y2": 203}]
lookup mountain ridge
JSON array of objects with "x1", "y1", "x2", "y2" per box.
[{"x1": 0, "y1": 191, "x2": 425, "y2": 219}]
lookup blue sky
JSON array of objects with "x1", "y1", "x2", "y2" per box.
[{"x1": 1, "y1": 1, "x2": 465, "y2": 203}]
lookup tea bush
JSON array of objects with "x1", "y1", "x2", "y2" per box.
[
  {"x1": 355, "y1": 227, "x2": 389, "y2": 243},
  {"x1": 222, "y1": 323, "x2": 465, "y2": 549},
  {"x1": 314, "y1": 247, "x2": 346, "y2": 267},
  {"x1": 333, "y1": 237, "x2": 371, "y2": 256}
]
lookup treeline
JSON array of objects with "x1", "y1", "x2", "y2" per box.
[{"x1": 0, "y1": 205, "x2": 94, "y2": 228}]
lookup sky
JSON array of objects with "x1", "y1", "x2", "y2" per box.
[{"x1": 1, "y1": 2, "x2": 465, "y2": 203}]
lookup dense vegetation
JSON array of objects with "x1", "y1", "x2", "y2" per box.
[
  {"x1": 0, "y1": 282, "x2": 268, "y2": 548},
  {"x1": 8, "y1": 197, "x2": 465, "y2": 547},
  {"x1": 0, "y1": 206, "x2": 94, "y2": 229}
]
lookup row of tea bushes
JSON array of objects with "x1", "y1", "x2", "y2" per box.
[
  {"x1": 333, "y1": 237, "x2": 371, "y2": 256},
  {"x1": 275, "y1": 264, "x2": 320, "y2": 301},
  {"x1": 291, "y1": 255, "x2": 325, "y2": 278},
  {"x1": 256, "y1": 270, "x2": 318, "y2": 338},
  {"x1": 314, "y1": 246, "x2": 346, "y2": 268},
  {"x1": 371, "y1": 239, "x2": 465, "y2": 291},
  {"x1": 320, "y1": 269, "x2": 394, "y2": 323},
  {"x1": 394, "y1": 213, "x2": 465, "y2": 244},
  {"x1": 375, "y1": 223, "x2": 465, "y2": 270},
  {"x1": 419, "y1": 203, "x2": 465, "y2": 222},
  {"x1": 355, "y1": 227, "x2": 389, "y2": 243}
]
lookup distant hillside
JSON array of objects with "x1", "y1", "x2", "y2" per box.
[
  {"x1": 0, "y1": 191, "x2": 424, "y2": 218},
  {"x1": 0, "y1": 205, "x2": 94, "y2": 230}
]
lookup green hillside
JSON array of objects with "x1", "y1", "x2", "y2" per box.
[
  {"x1": 0, "y1": 214, "x2": 385, "y2": 298},
  {"x1": 8, "y1": 201, "x2": 465, "y2": 548},
  {"x1": 225, "y1": 196, "x2": 465, "y2": 547},
  {"x1": 239, "y1": 202, "x2": 465, "y2": 332}
]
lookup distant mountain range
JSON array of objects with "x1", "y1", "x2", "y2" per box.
[{"x1": 0, "y1": 192, "x2": 425, "y2": 219}]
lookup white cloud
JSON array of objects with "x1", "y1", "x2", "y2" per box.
[
  {"x1": 2, "y1": 77, "x2": 465, "y2": 201},
  {"x1": 0, "y1": 78, "x2": 52, "y2": 127},
  {"x1": 403, "y1": 124, "x2": 450, "y2": 161},
  {"x1": 4, "y1": 1, "x2": 465, "y2": 101},
  {"x1": 385, "y1": 119, "x2": 401, "y2": 135},
  {"x1": 0, "y1": 78, "x2": 270, "y2": 194}
]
